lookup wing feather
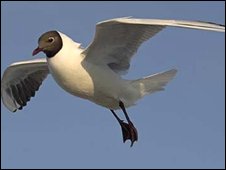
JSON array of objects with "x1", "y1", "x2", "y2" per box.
[
  {"x1": 83, "y1": 17, "x2": 224, "y2": 75},
  {"x1": 1, "y1": 58, "x2": 49, "y2": 112}
]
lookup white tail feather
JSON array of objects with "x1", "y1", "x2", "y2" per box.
[{"x1": 131, "y1": 69, "x2": 177, "y2": 99}]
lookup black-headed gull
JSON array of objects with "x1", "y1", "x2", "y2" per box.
[{"x1": 1, "y1": 17, "x2": 225, "y2": 146}]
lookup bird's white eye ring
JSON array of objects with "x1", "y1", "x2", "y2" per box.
[{"x1": 48, "y1": 37, "x2": 55, "y2": 43}]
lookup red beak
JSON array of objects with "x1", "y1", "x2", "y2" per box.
[{"x1": 32, "y1": 47, "x2": 43, "y2": 56}]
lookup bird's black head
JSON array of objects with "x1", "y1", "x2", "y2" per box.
[{"x1": 32, "y1": 30, "x2": 63, "y2": 58}]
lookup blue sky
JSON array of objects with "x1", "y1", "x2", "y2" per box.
[{"x1": 1, "y1": 1, "x2": 225, "y2": 169}]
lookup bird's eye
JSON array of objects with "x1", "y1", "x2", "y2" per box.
[{"x1": 48, "y1": 37, "x2": 55, "y2": 43}]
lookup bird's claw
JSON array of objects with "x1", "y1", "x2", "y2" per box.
[{"x1": 119, "y1": 120, "x2": 138, "y2": 147}]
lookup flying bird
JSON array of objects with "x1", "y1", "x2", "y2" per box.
[{"x1": 1, "y1": 17, "x2": 225, "y2": 146}]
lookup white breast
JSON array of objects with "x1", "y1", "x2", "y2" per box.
[
  {"x1": 47, "y1": 33, "x2": 95, "y2": 99},
  {"x1": 46, "y1": 32, "x2": 137, "y2": 110}
]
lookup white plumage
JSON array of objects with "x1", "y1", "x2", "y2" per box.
[{"x1": 1, "y1": 17, "x2": 224, "y2": 112}]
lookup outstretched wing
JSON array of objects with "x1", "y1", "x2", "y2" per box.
[
  {"x1": 1, "y1": 58, "x2": 49, "y2": 112},
  {"x1": 83, "y1": 17, "x2": 224, "y2": 75}
]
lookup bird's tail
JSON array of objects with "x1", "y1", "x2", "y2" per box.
[{"x1": 130, "y1": 69, "x2": 177, "y2": 99}]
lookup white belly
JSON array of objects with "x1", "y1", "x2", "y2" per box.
[
  {"x1": 47, "y1": 55, "x2": 132, "y2": 109},
  {"x1": 47, "y1": 56, "x2": 95, "y2": 99}
]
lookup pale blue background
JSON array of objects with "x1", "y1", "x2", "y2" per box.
[{"x1": 1, "y1": 1, "x2": 225, "y2": 169}]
